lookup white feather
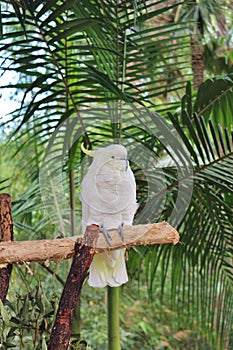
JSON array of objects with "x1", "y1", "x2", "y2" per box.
[{"x1": 80, "y1": 144, "x2": 138, "y2": 288}]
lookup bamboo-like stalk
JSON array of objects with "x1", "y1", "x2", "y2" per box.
[
  {"x1": 69, "y1": 149, "x2": 82, "y2": 346},
  {"x1": 108, "y1": 286, "x2": 121, "y2": 350}
]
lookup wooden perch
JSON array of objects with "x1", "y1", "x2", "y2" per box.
[{"x1": 0, "y1": 222, "x2": 179, "y2": 265}]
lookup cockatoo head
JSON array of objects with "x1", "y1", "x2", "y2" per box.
[{"x1": 81, "y1": 143, "x2": 129, "y2": 172}]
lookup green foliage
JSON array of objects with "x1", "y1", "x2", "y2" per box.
[
  {"x1": 194, "y1": 74, "x2": 233, "y2": 130},
  {"x1": 0, "y1": 266, "x2": 226, "y2": 349},
  {"x1": 0, "y1": 272, "x2": 56, "y2": 349},
  {"x1": 71, "y1": 280, "x2": 213, "y2": 350}
]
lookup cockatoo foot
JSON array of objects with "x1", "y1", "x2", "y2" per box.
[
  {"x1": 117, "y1": 223, "x2": 124, "y2": 242},
  {"x1": 100, "y1": 226, "x2": 112, "y2": 246}
]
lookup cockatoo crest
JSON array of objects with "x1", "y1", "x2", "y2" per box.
[{"x1": 82, "y1": 143, "x2": 129, "y2": 172}]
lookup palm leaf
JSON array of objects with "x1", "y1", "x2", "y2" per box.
[
  {"x1": 1, "y1": 0, "x2": 193, "y2": 186},
  {"x1": 129, "y1": 102, "x2": 233, "y2": 349},
  {"x1": 0, "y1": 178, "x2": 10, "y2": 191},
  {"x1": 1, "y1": 0, "x2": 192, "y2": 136},
  {"x1": 193, "y1": 74, "x2": 233, "y2": 131}
]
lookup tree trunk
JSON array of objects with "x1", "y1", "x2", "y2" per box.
[
  {"x1": 48, "y1": 225, "x2": 99, "y2": 350},
  {"x1": 190, "y1": 34, "x2": 204, "y2": 90},
  {"x1": 0, "y1": 193, "x2": 14, "y2": 302}
]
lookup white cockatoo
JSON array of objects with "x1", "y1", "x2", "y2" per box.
[{"x1": 80, "y1": 143, "x2": 138, "y2": 288}]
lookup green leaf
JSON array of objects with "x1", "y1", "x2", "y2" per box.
[
  {"x1": 194, "y1": 74, "x2": 233, "y2": 130},
  {"x1": 0, "y1": 299, "x2": 10, "y2": 325}
]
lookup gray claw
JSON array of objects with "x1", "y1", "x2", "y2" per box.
[
  {"x1": 100, "y1": 226, "x2": 112, "y2": 246},
  {"x1": 117, "y1": 224, "x2": 124, "y2": 242}
]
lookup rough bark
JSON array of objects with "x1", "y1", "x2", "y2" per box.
[
  {"x1": 190, "y1": 34, "x2": 204, "y2": 90},
  {"x1": 0, "y1": 222, "x2": 179, "y2": 264},
  {"x1": 0, "y1": 193, "x2": 14, "y2": 302},
  {"x1": 48, "y1": 225, "x2": 99, "y2": 350}
]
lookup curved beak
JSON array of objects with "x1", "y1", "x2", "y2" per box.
[{"x1": 120, "y1": 158, "x2": 129, "y2": 171}]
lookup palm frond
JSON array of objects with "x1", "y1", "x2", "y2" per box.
[
  {"x1": 1, "y1": 0, "x2": 192, "y2": 130},
  {"x1": 128, "y1": 103, "x2": 233, "y2": 348},
  {"x1": 0, "y1": 178, "x2": 10, "y2": 192},
  {"x1": 185, "y1": 74, "x2": 233, "y2": 131}
]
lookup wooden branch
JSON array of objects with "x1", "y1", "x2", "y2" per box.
[
  {"x1": 0, "y1": 222, "x2": 179, "y2": 265},
  {"x1": 48, "y1": 225, "x2": 99, "y2": 350},
  {"x1": 0, "y1": 194, "x2": 14, "y2": 302}
]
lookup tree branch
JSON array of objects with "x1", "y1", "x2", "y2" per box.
[
  {"x1": 0, "y1": 193, "x2": 14, "y2": 302},
  {"x1": 48, "y1": 225, "x2": 99, "y2": 350},
  {"x1": 0, "y1": 222, "x2": 179, "y2": 265}
]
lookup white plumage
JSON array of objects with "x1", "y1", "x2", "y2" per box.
[{"x1": 80, "y1": 144, "x2": 138, "y2": 288}]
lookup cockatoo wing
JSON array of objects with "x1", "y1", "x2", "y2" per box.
[{"x1": 122, "y1": 168, "x2": 138, "y2": 225}]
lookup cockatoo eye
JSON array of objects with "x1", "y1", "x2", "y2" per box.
[{"x1": 111, "y1": 156, "x2": 115, "y2": 159}]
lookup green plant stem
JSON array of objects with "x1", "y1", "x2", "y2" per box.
[
  {"x1": 69, "y1": 157, "x2": 81, "y2": 345},
  {"x1": 108, "y1": 286, "x2": 121, "y2": 350}
]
